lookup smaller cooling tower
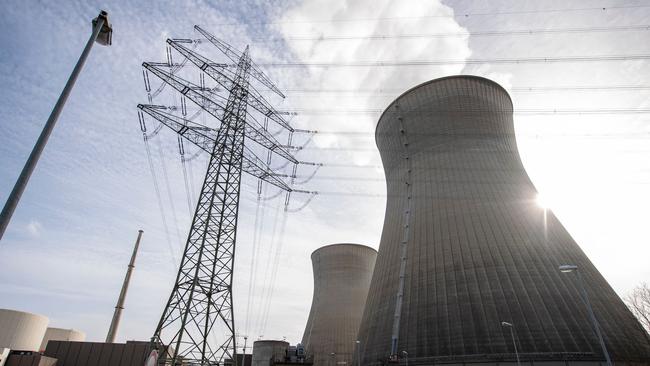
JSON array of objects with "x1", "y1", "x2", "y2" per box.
[
  {"x1": 252, "y1": 340, "x2": 289, "y2": 366},
  {"x1": 39, "y1": 327, "x2": 86, "y2": 351},
  {"x1": 302, "y1": 244, "x2": 377, "y2": 366},
  {"x1": 0, "y1": 309, "x2": 49, "y2": 351}
]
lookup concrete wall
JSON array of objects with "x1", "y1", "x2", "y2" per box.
[
  {"x1": 302, "y1": 244, "x2": 377, "y2": 366},
  {"x1": 0, "y1": 309, "x2": 48, "y2": 352},
  {"x1": 356, "y1": 76, "x2": 650, "y2": 365},
  {"x1": 43, "y1": 340, "x2": 151, "y2": 366}
]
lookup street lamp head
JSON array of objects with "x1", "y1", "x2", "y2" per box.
[
  {"x1": 355, "y1": 340, "x2": 360, "y2": 344},
  {"x1": 93, "y1": 10, "x2": 113, "y2": 46},
  {"x1": 401, "y1": 351, "x2": 408, "y2": 356},
  {"x1": 559, "y1": 264, "x2": 578, "y2": 273},
  {"x1": 501, "y1": 321, "x2": 513, "y2": 327}
]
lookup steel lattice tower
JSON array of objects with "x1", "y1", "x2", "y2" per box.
[
  {"x1": 137, "y1": 26, "x2": 309, "y2": 366},
  {"x1": 152, "y1": 47, "x2": 249, "y2": 366}
]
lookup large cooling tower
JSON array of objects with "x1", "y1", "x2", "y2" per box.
[
  {"x1": 356, "y1": 76, "x2": 650, "y2": 365},
  {"x1": 302, "y1": 244, "x2": 377, "y2": 366}
]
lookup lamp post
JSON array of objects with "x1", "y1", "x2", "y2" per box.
[
  {"x1": 401, "y1": 351, "x2": 408, "y2": 366},
  {"x1": 243, "y1": 336, "x2": 248, "y2": 355},
  {"x1": 355, "y1": 340, "x2": 361, "y2": 366},
  {"x1": 559, "y1": 264, "x2": 612, "y2": 366},
  {"x1": 330, "y1": 352, "x2": 336, "y2": 366},
  {"x1": 500, "y1": 322, "x2": 521, "y2": 366},
  {"x1": 0, "y1": 10, "x2": 113, "y2": 240}
]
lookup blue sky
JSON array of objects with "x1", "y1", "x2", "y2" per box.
[{"x1": 1, "y1": 0, "x2": 649, "y2": 350}]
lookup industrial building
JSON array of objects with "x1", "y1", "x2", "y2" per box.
[
  {"x1": 355, "y1": 76, "x2": 650, "y2": 365},
  {"x1": 42, "y1": 340, "x2": 152, "y2": 366},
  {"x1": 302, "y1": 244, "x2": 377, "y2": 366},
  {"x1": 253, "y1": 340, "x2": 290, "y2": 366},
  {"x1": 251, "y1": 340, "x2": 309, "y2": 366}
]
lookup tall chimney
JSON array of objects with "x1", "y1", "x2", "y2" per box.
[{"x1": 106, "y1": 229, "x2": 143, "y2": 343}]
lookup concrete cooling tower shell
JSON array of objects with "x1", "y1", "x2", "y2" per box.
[
  {"x1": 0, "y1": 309, "x2": 49, "y2": 351},
  {"x1": 39, "y1": 327, "x2": 86, "y2": 351},
  {"x1": 356, "y1": 76, "x2": 650, "y2": 365},
  {"x1": 252, "y1": 340, "x2": 289, "y2": 366},
  {"x1": 302, "y1": 243, "x2": 377, "y2": 366}
]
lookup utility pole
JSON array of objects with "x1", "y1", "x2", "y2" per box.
[
  {"x1": 243, "y1": 336, "x2": 248, "y2": 355},
  {"x1": 105, "y1": 229, "x2": 143, "y2": 343},
  {"x1": 0, "y1": 10, "x2": 112, "y2": 240}
]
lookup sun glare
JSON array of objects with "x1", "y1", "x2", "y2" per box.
[{"x1": 536, "y1": 193, "x2": 550, "y2": 209}]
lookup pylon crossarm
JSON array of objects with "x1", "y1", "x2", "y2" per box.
[
  {"x1": 143, "y1": 62, "x2": 227, "y2": 114},
  {"x1": 244, "y1": 122, "x2": 297, "y2": 163},
  {"x1": 170, "y1": 38, "x2": 293, "y2": 131},
  {"x1": 138, "y1": 104, "x2": 217, "y2": 148},
  {"x1": 242, "y1": 148, "x2": 292, "y2": 191},
  {"x1": 139, "y1": 103, "x2": 292, "y2": 191},
  {"x1": 144, "y1": 61, "x2": 296, "y2": 164},
  {"x1": 168, "y1": 39, "x2": 235, "y2": 88},
  {"x1": 195, "y1": 25, "x2": 286, "y2": 98}
]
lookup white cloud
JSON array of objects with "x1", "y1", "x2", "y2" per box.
[
  {"x1": 26, "y1": 219, "x2": 42, "y2": 238},
  {"x1": 274, "y1": 0, "x2": 471, "y2": 152}
]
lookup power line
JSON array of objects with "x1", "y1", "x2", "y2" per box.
[
  {"x1": 255, "y1": 24, "x2": 650, "y2": 43},
  {"x1": 216, "y1": 4, "x2": 650, "y2": 27},
  {"x1": 244, "y1": 193, "x2": 264, "y2": 338},
  {"x1": 141, "y1": 135, "x2": 179, "y2": 270},
  {"x1": 258, "y1": 54, "x2": 650, "y2": 68},
  {"x1": 260, "y1": 210, "x2": 290, "y2": 334},
  {"x1": 281, "y1": 107, "x2": 650, "y2": 116},
  {"x1": 279, "y1": 85, "x2": 650, "y2": 95},
  {"x1": 513, "y1": 85, "x2": 650, "y2": 92},
  {"x1": 306, "y1": 131, "x2": 650, "y2": 138},
  {"x1": 253, "y1": 199, "x2": 284, "y2": 335}
]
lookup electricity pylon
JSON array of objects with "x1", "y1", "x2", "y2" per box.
[{"x1": 138, "y1": 26, "x2": 304, "y2": 366}]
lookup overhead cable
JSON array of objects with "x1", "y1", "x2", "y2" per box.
[
  {"x1": 259, "y1": 54, "x2": 650, "y2": 68},
  {"x1": 279, "y1": 85, "x2": 650, "y2": 95},
  {"x1": 279, "y1": 107, "x2": 650, "y2": 115},
  {"x1": 256, "y1": 24, "x2": 650, "y2": 42},
  {"x1": 216, "y1": 4, "x2": 650, "y2": 26}
]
